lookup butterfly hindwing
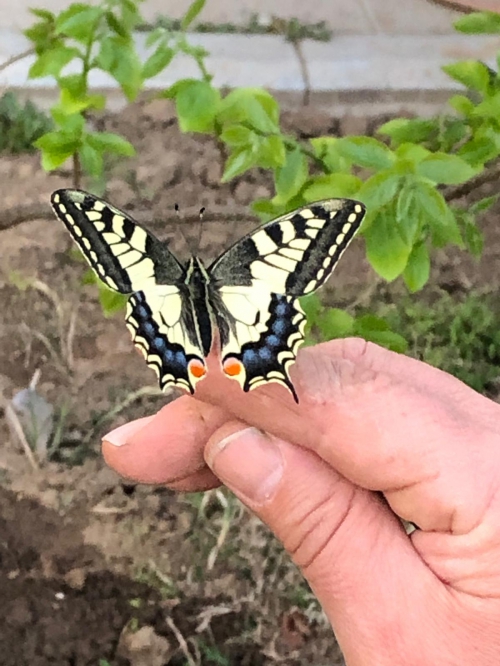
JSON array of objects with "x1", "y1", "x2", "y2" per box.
[
  {"x1": 126, "y1": 290, "x2": 205, "y2": 394},
  {"x1": 215, "y1": 294, "x2": 305, "y2": 401},
  {"x1": 211, "y1": 199, "x2": 366, "y2": 400},
  {"x1": 51, "y1": 189, "x2": 184, "y2": 293}
]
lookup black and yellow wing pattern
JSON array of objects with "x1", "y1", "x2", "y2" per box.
[{"x1": 51, "y1": 190, "x2": 365, "y2": 401}]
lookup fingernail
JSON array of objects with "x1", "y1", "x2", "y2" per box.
[
  {"x1": 103, "y1": 416, "x2": 153, "y2": 447},
  {"x1": 206, "y1": 427, "x2": 284, "y2": 504}
]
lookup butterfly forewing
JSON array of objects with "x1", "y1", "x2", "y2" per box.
[
  {"x1": 209, "y1": 199, "x2": 365, "y2": 295},
  {"x1": 51, "y1": 189, "x2": 184, "y2": 293}
]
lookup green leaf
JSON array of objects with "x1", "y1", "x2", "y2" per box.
[
  {"x1": 55, "y1": 4, "x2": 102, "y2": 42},
  {"x1": 336, "y1": 136, "x2": 395, "y2": 170},
  {"x1": 472, "y1": 91, "x2": 500, "y2": 118},
  {"x1": 251, "y1": 198, "x2": 283, "y2": 220},
  {"x1": 254, "y1": 135, "x2": 286, "y2": 168},
  {"x1": 57, "y1": 87, "x2": 105, "y2": 114},
  {"x1": 97, "y1": 36, "x2": 142, "y2": 101},
  {"x1": 105, "y1": 11, "x2": 128, "y2": 38},
  {"x1": 394, "y1": 143, "x2": 430, "y2": 164},
  {"x1": 217, "y1": 88, "x2": 279, "y2": 134},
  {"x1": 416, "y1": 153, "x2": 477, "y2": 185},
  {"x1": 457, "y1": 210, "x2": 484, "y2": 258},
  {"x1": 378, "y1": 117, "x2": 436, "y2": 145},
  {"x1": 58, "y1": 73, "x2": 86, "y2": 98},
  {"x1": 30, "y1": 8, "x2": 55, "y2": 20},
  {"x1": 98, "y1": 283, "x2": 128, "y2": 317},
  {"x1": 274, "y1": 147, "x2": 308, "y2": 202},
  {"x1": 357, "y1": 171, "x2": 400, "y2": 210},
  {"x1": 353, "y1": 315, "x2": 408, "y2": 353},
  {"x1": 181, "y1": 0, "x2": 206, "y2": 30},
  {"x1": 396, "y1": 182, "x2": 420, "y2": 246},
  {"x1": 443, "y1": 60, "x2": 491, "y2": 94},
  {"x1": 316, "y1": 308, "x2": 355, "y2": 339},
  {"x1": 412, "y1": 182, "x2": 462, "y2": 247},
  {"x1": 471, "y1": 195, "x2": 498, "y2": 213},
  {"x1": 29, "y1": 45, "x2": 80, "y2": 78},
  {"x1": 170, "y1": 79, "x2": 220, "y2": 132},
  {"x1": 299, "y1": 293, "x2": 323, "y2": 327},
  {"x1": 364, "y1": 208, "x2": 411, "y2": 281},
  {"x1": 454, "y1": 11, "x2": 500, "y2": 34},
  {"x1": 303, "y1": 173, "x2": 362, "y2": 200},
  {"x1": 310, "y1": 137, "x2": 352, "y2": 173},
  {"x1": 119, "y1": 0, "x2": 142, "y2": 31},
  {"x1": 458, "y1": 135, "x2": 499, "y2": 166},
  {"x1": 79, "y1": 141, "x2": 103, "y2": 177},
  {"x1": 86, "y1": 132, "x2": 135, "y2": 156},
  {"x1": 35, "y1": 130, "x2": 80, "y2": 170},
  {"x1": 50, "y1": 109, "x2": 85, "y2": 134},
  {"x1": 403, "y1": 242, "x2": 430, "y2": 292},
  {"x1": 448, "y1": 94, "x2": 475, "y2": 115},
  {"x1": 220, "y1": 125, "x2": 254, "y2": 147},
  {"x1": 142, "y1": 44, "x2": 174, "y2": 79},
  {"x1": 222, "y1": 148, "x2": 256, "y2": 181}
]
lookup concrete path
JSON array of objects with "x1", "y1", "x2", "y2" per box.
[{"x1": 0, "y1": 28, "x2": 498, "y2": 115}]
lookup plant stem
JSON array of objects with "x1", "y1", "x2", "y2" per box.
[
  {"x1": 291, "y1": 39, "x2": 311, "y2": 106},
  {"x1": 443, "y1": 160, "x2": 500, "y2": 202},
  {"x1": 0, "y1": 47, "x2": 35, "y2": 74},
  {"x1": 73, "y1": 152, "x2": 82, "y2": 189}
]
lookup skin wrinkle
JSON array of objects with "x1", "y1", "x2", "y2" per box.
[{"x1": 290, "y1": 484, "x2": 358, "y2": 573}]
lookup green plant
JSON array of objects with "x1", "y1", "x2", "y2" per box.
[
  {"x1": 0, "y1": 91, "x2": 53, "y2": 153},
  {"x1": 24, "y1": 0, "x2": 209, "y2": 187},
  {"x1": 379, "y1": 290, "x2": 500, "y2": 393}
]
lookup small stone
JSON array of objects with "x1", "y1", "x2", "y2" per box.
[
  {"x1": 142, "y1": 98, "x2": 176, "y2": 124},
  {"x1": 64, "y1": 568, "x2": 86, "y2": 590},
  {"x1": 117, "y1": 625, "x2": 173, "y2": 666},
  {"x1": 233, "y1": 180, "x2": 255, "y2": 205},
  {"x1": 340, "y1": 114, "x2": 368, "y2": 137},
  {"x1": 205, "y1": 159, "x2": 222, "y2": 186},
  {"x1": 291, "y1": 107, "x2": 335, "y2": 137}
]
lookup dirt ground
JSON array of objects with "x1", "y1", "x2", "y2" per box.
[{"x1": 1, "y1": 97, "x2": 499, "y2": 666}]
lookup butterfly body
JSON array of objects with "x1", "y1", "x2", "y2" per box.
[{"x1": 51, "y1": 189, "x2": 366, "y2": 402}]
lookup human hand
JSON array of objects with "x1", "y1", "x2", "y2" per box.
[{"x1": 103, "y1": 338, "x2": 500, "y2": 665}]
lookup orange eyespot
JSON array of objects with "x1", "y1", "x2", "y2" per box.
[
  {"x1": 223, "y1": 358, "x2": 242, "y2": 377},
  {"x1": 189, "y1": 359, "x2": 207, "y2": 379}
]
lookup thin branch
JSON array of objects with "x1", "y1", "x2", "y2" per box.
[
  {"x1": 0, "y1": 48, "x2": 35, "y2": 74},
  {"x1": 5, "y1": 403, "x2": 40, "y2": 471},
  {"x1": 443, "y1": 160, "x2": 500, "y2": 202},
  {"x1": 0, "y1": 203, "x2": 259, "y2": 233},
  {"x1": 291, "y1": 39, "x2": 311, "y2": 106},
  {"x1": 165, "y1": 617, "x2": 197, "y2": 666},
  {"x1": 72, "y1": 152, "x2": 82, "y2": 189}
]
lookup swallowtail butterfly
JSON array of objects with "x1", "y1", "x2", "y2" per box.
[{"x1": 51, "y1": 190, "x2": 365, "y2": 402}]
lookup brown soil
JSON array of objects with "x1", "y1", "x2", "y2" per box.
[{"x1": 0, "y1": 97, "x2": 499, "y2": 666}]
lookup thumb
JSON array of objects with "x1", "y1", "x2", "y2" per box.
[{"x1": 205, "y1": 424, "x2": 440, "y2": 664}]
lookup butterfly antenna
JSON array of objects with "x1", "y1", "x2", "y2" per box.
[
  {"x1": 174, "y1": 203, "x2": 195, "y2": 256},
  {"x1": 196, "y1": 206, "x2": 206, "y2": 255}
]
